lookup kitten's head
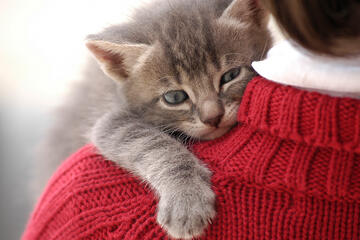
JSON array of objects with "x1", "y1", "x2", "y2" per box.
[{"x1": 87, "y1": 0, "x2": 270, "y2": 140}]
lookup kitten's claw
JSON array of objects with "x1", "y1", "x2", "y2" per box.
[{"x1": 157, "y1": 180, "x2": 216, "y2": 239}]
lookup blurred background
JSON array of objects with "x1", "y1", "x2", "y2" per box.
[{"x1": 0, "y1": 0, "x2": 149, "y2": 238}]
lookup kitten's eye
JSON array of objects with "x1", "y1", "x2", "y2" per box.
[
  {"x1": 220, "y1": 67, "x2": 241, "y2": 86},
  {"x1": 163, "y1": 90, "x2": 189, "y2": 105}
]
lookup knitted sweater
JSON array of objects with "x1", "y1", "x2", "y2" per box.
[{"x1": 23, "y1": 77, "x2": 360, "y2": 240}]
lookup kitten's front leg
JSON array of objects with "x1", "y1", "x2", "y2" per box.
[{"x1": 92, "y1": 111, "x2": 216, "y2": 239}]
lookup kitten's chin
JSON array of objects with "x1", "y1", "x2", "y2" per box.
[{"x1": 200, "y1": 126, "x2": 233, "y2": 140}]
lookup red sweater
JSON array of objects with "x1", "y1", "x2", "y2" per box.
[{"x1": 23, "y1": 77, "x2": 360, "y2": 240}]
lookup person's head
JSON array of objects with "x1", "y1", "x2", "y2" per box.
[{"x1": 260, "y1": 0, "x2": 360, "y2": 56}]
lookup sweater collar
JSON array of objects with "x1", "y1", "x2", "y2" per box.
[
  {"x1": 238, "y1": 77, "x2": 360, "y2": 153},
  {"x1": 252, "y1": 41, "x2": 360, "y2": 98}
]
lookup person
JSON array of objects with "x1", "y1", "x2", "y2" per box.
[{"x1": 22, "y1": 0, "x2": 360, "y2": 239}]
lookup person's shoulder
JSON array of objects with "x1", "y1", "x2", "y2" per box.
[
  {"x1": 23, "y1": 145, "x2": 160, "y2": 240},
  {"x1": 42, "y1": 144, "x2": 150, "y2": 207},
  {"x1": 44, "y1": 144, "x2": 131, "y2": 192}
]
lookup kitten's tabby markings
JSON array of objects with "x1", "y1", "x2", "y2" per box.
[{"x1": 40, "y1": 0, "x2": 270, "y2": 239}]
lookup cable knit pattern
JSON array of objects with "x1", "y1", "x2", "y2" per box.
[{"x1": 23, "y1": 77, "x2": 360, "y2": 240}]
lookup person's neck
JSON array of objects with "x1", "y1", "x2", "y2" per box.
[{"x1": 252, "y1": 40, "x2": 360, "y2": 99}]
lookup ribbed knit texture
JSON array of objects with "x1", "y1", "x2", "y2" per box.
[{"x1": 23, "y1": 77, "x2": 360, "y2": 239}]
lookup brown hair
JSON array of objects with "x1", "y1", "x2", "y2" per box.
[{"x1": 260, "y1": 0, "x2": 360, "y2": 56}]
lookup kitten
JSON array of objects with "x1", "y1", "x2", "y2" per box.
[{"x1": 38, "y1": 0, "x2": 270, "y2": 238}]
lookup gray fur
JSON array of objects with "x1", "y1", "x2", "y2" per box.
[
  {"x1": 37, "y1": 0, "x2": 270, "y2": 238},
  {"x1": 92, "y1": 111, "x2": 215, "y2": 239}
]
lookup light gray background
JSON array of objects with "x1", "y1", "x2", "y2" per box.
[{"x1": 0, "y1": 0, "x2": 148, "y2": 238}]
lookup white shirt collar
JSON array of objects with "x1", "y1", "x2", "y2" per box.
[{"x1": 252, "y1": 41, "x2": 360, "y2": 97}]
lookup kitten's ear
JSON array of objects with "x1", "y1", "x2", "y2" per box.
[
  {"x1": 86, "y1": 40, "x2": 149, "y2": 82},
  {"x1": 220, "y1": 0, "x2": 268, "y2": 28}
]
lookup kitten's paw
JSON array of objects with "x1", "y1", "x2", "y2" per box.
[{"x1": 157, "y1": 182, "x2": 216, "y2": 239}]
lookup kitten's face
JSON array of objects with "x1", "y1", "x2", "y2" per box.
[
  {"x1": 87, "y1": 0, "x2": 270, "y2": 140},
  {"x1": 124, "y1": 23, "x2": 268, "y2": 140}
]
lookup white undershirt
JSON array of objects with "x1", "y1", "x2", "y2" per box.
[{"x1": 252, "y1": 41, "x2": 360, "y2": 98}]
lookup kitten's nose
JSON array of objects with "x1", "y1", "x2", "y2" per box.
[
  {"x1": 200, "y1": 99, "x2": 224, "y2": 127},
  {"x1": 203, "y1": 114, "x2": 223, "y2": 127}
]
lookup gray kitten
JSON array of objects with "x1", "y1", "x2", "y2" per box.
[{"x1": 38, "y1": 0, "x2": 270, "y2": 238}]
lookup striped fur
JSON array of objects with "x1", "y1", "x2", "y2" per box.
[{"x1": 38, "y1": 0, "x2": 271, "y2": 238}]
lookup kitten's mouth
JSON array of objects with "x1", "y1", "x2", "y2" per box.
[{"x1": 200, "y1": 126, "x2": 234, "y2": 140}]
